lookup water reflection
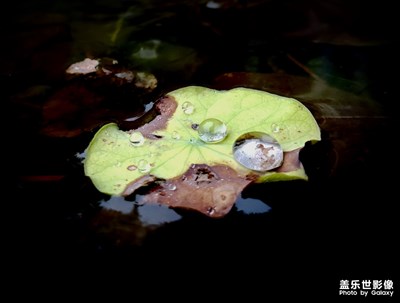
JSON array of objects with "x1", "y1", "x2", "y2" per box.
[
  {"x1": 100, "y1": 196, "x2": 135, "y2": 214},
  {"x1": 99, "y1": 196, "x2": 182, "y2": 225},
  {"x1": 235, "y1": 197, "x2": 271, "y2": 214},
  {"x1": 131, "y1": 39, "x2": 161, "y2": 60},
  {"x1": 99, "y1": 194, "x2": 270, "y2": 226},
  {"x1": 75, "y1": 150, "x2": 86, "y2": 163},
  {"x1": 138, "y1": 204, "x2": 182, "y2": 226}
]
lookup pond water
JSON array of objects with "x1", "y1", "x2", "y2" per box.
[{"x1": 5, "y1": 0, "x2": 397, "y2": 297}]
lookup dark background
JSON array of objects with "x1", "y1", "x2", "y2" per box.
[{"x1": 3, "y1": 0, "x2": 398, "y2": 299}]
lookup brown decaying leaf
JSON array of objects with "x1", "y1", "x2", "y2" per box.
[
  {"x1": 121, "y1": 150, "x2": 302, "y2": 218},
  {"x1": 41, "y1": 58, "x2": 158, "y2": 137},
  {"x1": 66, "y1": 58, "x2": 99, "y2": 74},
  {"x1": 132, "y1": 96, "x2": 178, "y2": 139},
  {"x1": 277, "y1": 149, "x2": 302, "y2": 173},
  {"x1": 136, "y1": 164, "x2": 253, "y2": 218}
]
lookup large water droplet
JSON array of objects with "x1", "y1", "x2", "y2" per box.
[
  {"x1": 138, "y1": 159, "x2": 151, "y2": 173},
  {"x1": 198, "y1": 118, "x2": 227, "y2": 143},
  {"x1": 233, "y1": 132, "x2": 283, "y2": 171},
  {"x1": 129, "y1": 131, "x2": 145, "y2": 146},
  {"x1": 182, "y1": 102, "x2": 195, "y2": 115}
]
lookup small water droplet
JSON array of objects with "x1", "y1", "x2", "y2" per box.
[
  {"x1": 164, "y1": 183, "x2": 177, "y2": 191},
  {"x1": 233, "y1": 132, "x2": 283, "y2": 171},
  {"x1": 189, "y1": 137, "x2": 197, "y2": 144},
  {"x1": 138, "y1": 159, "x2": 151, "y2": 173},
  {"x1": 129, "y1": 131, "x2": 145, "y2": 146},
  {"x1": 172, "y1": 131, "x2": 180, "y2": 139},
  {"x1": 191, "y1": 123, "x2": 199, "y2": 130},
  {"x1": 198, "y1": 118, "x2": 227, "y2": 143},
  {"x1": 271, "y1": 123, "x2": 281, "y2": 133},
  {"x1": 182, "y1": 102, "x2": 195, "y2": 115}
]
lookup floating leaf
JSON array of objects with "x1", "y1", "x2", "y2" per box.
[
  {"x1": 84, "y1": 86, "x2": 320, "y2": 217},
  {"x1": 41, "y1": 58, "x2": 158, "y2": 138}
]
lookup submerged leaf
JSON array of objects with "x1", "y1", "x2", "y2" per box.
[{"x1": 84, "y1": 86, "x2": 320, "y2": 217}]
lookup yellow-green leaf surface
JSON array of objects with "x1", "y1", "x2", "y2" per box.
[{"x1": 84, "y1": 86, "x2": 321, "y2": 196}]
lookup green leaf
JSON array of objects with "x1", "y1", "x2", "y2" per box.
[{"x1": 84, "y1": 86, "x2": 320, "y2": 197}]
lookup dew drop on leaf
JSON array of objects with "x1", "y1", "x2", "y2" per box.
[
  {"x1": 129, "y1": 131, "x2": 145, "y2": 146},
  {"x1": 138, "y1": 159, "x2": 151, "y2": 173},
  {"x1": 182, "y1": 102, "x2": 195, "y2": 115},
  {"x1": 172, "y1": 131, "x2": 181, "y2": 139},
  {"x1": 164, "y1": 183, "x2": 177, "y2": 191},
  {"x1": 233, "y1": 132, "x2": 283, "y2": 171},
  {"x1": 271, "y1": 123, "x2": 281, "y2": 133},
  {"x1": 198, "y1": 118, "x2": 227, "y2": 143}
]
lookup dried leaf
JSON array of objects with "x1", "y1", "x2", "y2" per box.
[
  {"x1": 41, "y1": 59, "x2": 158, "y2": 137},
  {"x1": 66, "y1": 58, "x2": 99, "y2": 74}
]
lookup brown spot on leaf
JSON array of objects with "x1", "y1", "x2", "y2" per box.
[
  {"x1": 130, "y1": 164, "x2": 252, "y2": 218},
  {"x1": 133, "y1": 96, "x2": 178, "y2": 138},
  {"x1": 120, "y1": 147, "x2": 304, "y2": 218},
  {"x1": 122, "y1": 175, "x2": 157, "y2": 196},
  {"x1": 277, "y1": 148, "x2": 302, "y2": 172}
]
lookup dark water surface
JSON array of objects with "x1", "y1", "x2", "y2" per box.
[{"x1": 4, "y1": 0, "x2": 398, "y2": 298}]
